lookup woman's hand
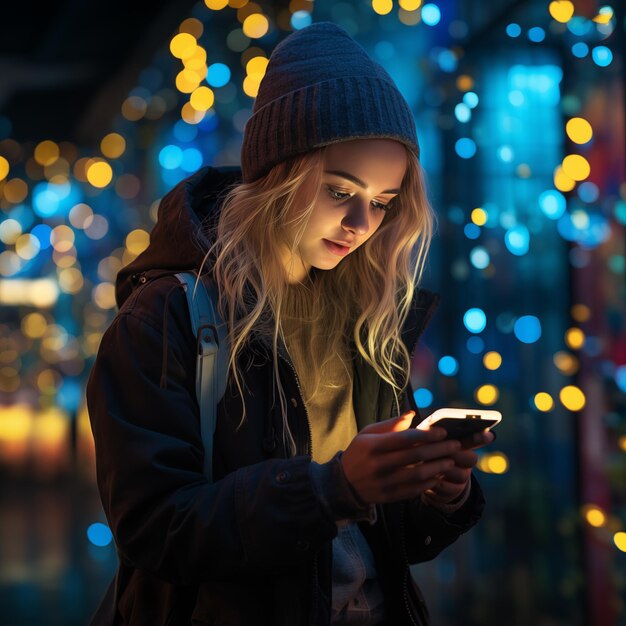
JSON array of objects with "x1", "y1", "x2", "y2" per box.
[
  {"x1": 340, "y1": 411, "x2": 463, "y2": 505},
  {"x1": 421, "y1": 430, "x2": 495, "y2": 506}
]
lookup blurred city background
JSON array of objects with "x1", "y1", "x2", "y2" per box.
[{"x1": 0, "y1": 0, "x2": 624, "y2": 624}]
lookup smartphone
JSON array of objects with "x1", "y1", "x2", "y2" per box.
[{"x1": 413, "y1": 408, "x2": 502, "y2": 440}]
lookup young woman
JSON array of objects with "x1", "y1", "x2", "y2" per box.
[{"x1": 87, "y1": 21, "x2": 494, "y2": 626}]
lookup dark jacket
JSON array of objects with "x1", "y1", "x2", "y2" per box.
[{"x1": 86, "y1": 165, "x2": 486, "y2": 626}]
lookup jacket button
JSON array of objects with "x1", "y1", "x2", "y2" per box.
[
  {"x1": 424, "y1": 535, "x2": 432, "y2": 546},
  {"x1": 290, "y1": 397, "x2": 298, "y2": 408},
  {"x1": 296, "y1": 539, "x2": 310, "y2": 551},
  {"x1": 275, "y1": 471, "x2": 290, "y2": 484}
]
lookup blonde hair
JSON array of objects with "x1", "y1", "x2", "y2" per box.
[{"x1": 198, "y1": 143, "x2": 436, "y2": 457}]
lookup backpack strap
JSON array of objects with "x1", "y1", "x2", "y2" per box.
[{"x1": 174, "y1": 271, "x2": 230, "y2": 483}]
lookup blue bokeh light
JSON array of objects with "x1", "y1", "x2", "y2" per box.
[
  {"x1": 173, "y1": 120, "x2": 198, "y2": 143},
  {"x1": 514, "y1": 315, "x2": 542, "y2": 344},
  {"x1": 464, "y1": 223, "x2": 481, "y2": 239},
  {"x1": 438, "y1": 49, "x2": 458, "y2": 72},
  {"x1": 455, "y1": 138, "x2": 476, "y2": 159},
  {"x1": 592, "y1": 46, "x2": 613, "y2": 67},
  {"x1": 470, "y1": 246, "x2": 490, "y2": 269},
  {"x1": 466, "y1": 336, "x2": 485, "y2": 354},
  {"x1": 31, "y1": 223, "x2": 52, "y2": 250},
  {"x1": 505, "y1": 225, "x2": 530, "y2": 256},
  {"x1": 463, "y1": 92, "x2": 479, "y2": 108},
  {"x1": 578, "y1": 182, "x2": 599, "y2": 203},
  {"x1": 615, "y1": 201, "x2": 626, "y2": 225},
  {"x1": 539, "y1": 190, "x2": 566, "y2": 220},
  {"x1": 57, "y1": 379, "x2": 82, "y2": 412},
  {"x1": 291, "y1": 10, "x2": 312, "y2": 30},
  {"x1": 180, "y1": 148, "x2": 203, "y2": 173},
  {"x1": 438, "y1": 356, "x2": 459, "y2": 376},
  {"x1": 497, "y1": 145, "x2": 514, "y2": 163},
  {"x1": 159, "y1": 145, "x2": 184, "y2": 170},
  {"x1": 506, "y1": 23, "x2": 521, "y2": 38},
  {"x1": 206, "y1": 63, "x2": 231, "y2": 88},
  {"x1": 464, "y1": 308, "x2": 487, "y2": 333},
  {"x1": 567, "y1": 17, "x2": 592, "y2": 36},
  {"x1": 414, "y1": 388, "x2": 434, "y2": 408},
  {"x1": 33, "y1": 185, "x2": 60, "y2": 218},
  {"x1": 422, "y1": 4, "x2": 441, "y2": 26},
  {"x1": 454, "y1": 103, "x2": 471, "y2": 123},
  {"x1": 528, "y1": 27, "x2": 545, "y2": 42},
  {"x1": 571, "y1": 42, "x2": 589, "y2": 58},
  {"x1": 87, "y1": 522, "x2": 113, "y2": 547}
]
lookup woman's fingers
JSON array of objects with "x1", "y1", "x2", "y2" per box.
[{"x1": 378, "y1": 438, "x2": 462, "y2": 472}]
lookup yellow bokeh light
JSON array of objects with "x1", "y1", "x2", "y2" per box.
[
  {"x1": 534, "y1": 392, "x2": 554, "y2": 412},
  {"x1": 181, "y1": 102, "x2": 206, "y2": 125},
  {"x1": 566, "y1": 118, "x2": 593, "y2": 144},
  {"x1": 243, "y1": 13, "x2": 269, "y2": 38},
  {"x1": 59, "y1": 267, "x2": 84, "y2": 294},
  {"x1": 246, "y1": 55, "x2": 269, "y2": 75},
  {"x1": 399, "y1": 0, "x2": 421, "y2": 9},
  {"x1": 125, "y1": 229, "x2": 150, "y2": 255},
  {"x1": 619, "y1": 436, "x2": 626, "y2": 452},
  {"x1": 583, "y1": 505, "x2": 606, "y2": 528},
  {"x1": 170, "y1": 32, "x2": 197, "y2": 59},
  {"x1": 34, "y1": 140, "x2": 60, "y2": 166},
  {"x1": 190, "y1": 86, "x2": 215, "y2": 112},
  {"x1": 3, "y1": 178, "x2": 29, "y2": 203},
  {"x1": 93, "y1": 282, "x2": 117, "y2": 310},
  {"x1": 184, "y1": 46, "x2": 207, "y2": 71},
  {"x1": 565, "y1": 327, "x2": 585, "y2": 350},
  {"x1": 15, "y1": 234, "x2": 40, "y2": 260},
  {"x1": 456, "y1": 75, "x2": 474, "y2": 92},
  {"x1": 483, "y1": 351, "x2": 502, "y2": 370},
  {"x1": 0, "y1": 404, "x2": 33, "y2": 443},
  {"x1": 50, "y1": 225, "x2": 75, "y2": 253},
  {"x1": 372, "y1": 0, "x2": 393, "y2": 15},
  {"x1": 562, "y1": 154, "x2": 590, "y2": 182},
  {"x1": 176, "y1": 69, "x2": 202, "y2": 94},
  {"x1": 593, "y1": 7, "x2": 614, "y2": 24},
  {"x1": 37, "y1": 369, "x2": 60, "y2": 393},
  {"x1": 86, "y1": 161, "x2": 113, "y2": 188},
  {"x1": 548, "y1": 1, "x2": 574, "y2": 23},
  {"x1": 559, "y1": 385, "x2": 586, "y2": 411},
  {"x1": 571, "y1": 304, "x2": 590, "y2": 323},
  {"x1": 205, "y1": 0, "x2": 229, "y2": 9},
  {"x1": 475, "y1": 384, "x2": 499, "y2": 406},
  {"x1": 553, "y1": 165, "x2": 576, "y2": 192},
  {"x1": 553, "y1": 351, "x2": 579, "y2": 375},
  {"x1": 615, "y1": 532, "x2": 626, "y2": 553},
  {"x1": 0, "y1": 218, "x2": 22, "y2": 244},
  {"x1": 243, "y1": 75, "x2": 262, "y2": 98},
  {"x1": 486, "y1": 453, "x2": 509, "y2": 474},
  {"x1": 22, "y1": 312, "x2": 48, "y2": 338},
  {"x1": 0, "y1": 155, "x2": 9, "y2": 181},
  {"x1": 100, "y1": 133, "x2": 126, "y2": 159},
  {"x1": 32, "y1": 407, "x2": 69, "y2": 445},
  {"x1": 471, "y1": 208, "x2": 487, "y2": 226}
]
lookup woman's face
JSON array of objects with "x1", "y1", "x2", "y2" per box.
[{"x1": 282, "y1": 138, "x2": 408, "y2": 283}]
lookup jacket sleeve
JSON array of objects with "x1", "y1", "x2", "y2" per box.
[
  {"x1": 402, "y1": 472, "x2": 486, "y2": 564},
  {"x1": 86, "y1": 281, "x2": 368, "y2": 586}
]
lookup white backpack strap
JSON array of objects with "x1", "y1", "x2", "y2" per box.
[{"x1": 174, "y1": 271, "x2": 229, "y2": 483}]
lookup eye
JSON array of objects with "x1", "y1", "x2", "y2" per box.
[{"x1": 325, "y1": 186, "x2": 395, "y2": 212}]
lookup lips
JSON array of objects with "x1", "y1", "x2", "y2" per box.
[{"x1": 323, "y1": 239, "x2": 352, "y2": 257}]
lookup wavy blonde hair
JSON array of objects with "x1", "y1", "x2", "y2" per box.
[{"x1": 198, "y1": 143, "x2": 436, "y2": 457}]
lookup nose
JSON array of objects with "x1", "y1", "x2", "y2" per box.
[{"x1": 341, "y1": 200, "x2": 371, "y2": 236}]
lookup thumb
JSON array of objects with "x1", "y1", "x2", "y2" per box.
[{"x1": 361, "y1": 411, "x2": 415, "y2": 434}]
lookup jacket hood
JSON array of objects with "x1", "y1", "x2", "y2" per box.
[{"x1": 115, "y1": 165, "x2": 243, "y2": 309}]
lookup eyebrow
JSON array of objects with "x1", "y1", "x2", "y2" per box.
[{"x1": 324, "y1": 169, "x2": 401, "y2": 194}]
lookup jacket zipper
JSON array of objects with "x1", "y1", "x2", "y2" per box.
[{"x1": 276, "y1": 343, "x2": 319, "y2": 626}]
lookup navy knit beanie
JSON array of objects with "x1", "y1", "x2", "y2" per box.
[{"x1": 240, "y1": 21, "x2": 420, "y2": 183}]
